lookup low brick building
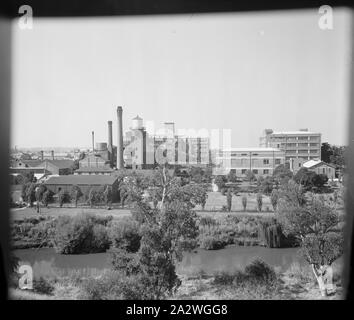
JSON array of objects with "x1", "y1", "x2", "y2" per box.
[{"x1": 44, "y1": 175, "x2": 120, "y2": 201}]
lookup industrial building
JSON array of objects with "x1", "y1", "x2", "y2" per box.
[
  {"x1": 123, "y1": 117, "x2": 211, "y2": 169},
  {"x1": 213, "y1": 147, "x2": 285, "y2": 177},
  {"x1": 44, "y1": 175, "x2": 120, "y2": 201},
  {"x1": 259, "y1": 128, "x2": 321, "y2": 161}
]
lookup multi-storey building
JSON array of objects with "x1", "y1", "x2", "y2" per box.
[
  {"x1": 123, "y1": 117, "x2": 210, "y2": 168},
  {"x1": 213, "y1": 147, "x2": 285, "y2": 177},
  {"x1": 260, "y1": 129, "x2": 321, "y2": 162}
]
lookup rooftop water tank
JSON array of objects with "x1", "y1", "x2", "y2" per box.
[{"x1": 132, "y1": 115, "x2": 143, "y2": 130}]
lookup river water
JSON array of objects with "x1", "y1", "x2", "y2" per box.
[{"x1": 13, "y1": 246, "x2": 305, "y2": 279}]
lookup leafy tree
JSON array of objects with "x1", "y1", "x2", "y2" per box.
[
  {"x1": 270, "y1": 189, "x2": 279, "y2": 211},
  {"x1": 245, "y1": 170, "x2": 256, "y2": 182},
  {"x1": 103, "y1": 185, "x2": 113, "y2": 208},
  {"x1": 42, "y1": 189, "x2": 53, "y2": 207},
  {"x1": 260, "y1": 176, "x2": 274, "y2": 195},
  {"x1": 88, "y1": 188, "x2": 96, "y2": 208},
  {"x1": 214, "y1": 175, "x2": 227, "y2": 191},
  {"x1": 71, "y1": 185, "x2": 83, "y2": 207},
  {"x1": 277, "y1": 194, "x2": 343, "y2": 296},
  {"x1": 312, "y1": 174, "x2": 328, "y2": 190},
  {"x1": 256, "y1": 193, "x2": 263, "y2": 212},
  {"x1": 273, "y1": 164, "x2": 293, "y2": 186},
  {"x1": 226, "y1": 188, "x2": 232, "y2": 212},
  {"x1": 35, "y1": 184, "x2": 47, "y2": 213},
  {"x1": 227, "y1": 170, "x2": 237, "y2": 183},
  {"x1": 22, "y1": 182, "x2": 36, "y2": 207},
  {"x1": 294, "y1": 167, "x2": 316, "y2": 190},
  {"x1": 321, "y1": 142, "x2": 332, "y2": 163},
  {"x1": 58, "y1": 189, "x2": 68, "y2": 208},
  {"x1": 242, "y1": 196, "x2": 247, "y2": 211},
  {"x1": 278, "y1": 180, "x2": 306, "y2": 207},
  {"x1": 111, "y1": 165, "x2": 199, "y2": 299}
]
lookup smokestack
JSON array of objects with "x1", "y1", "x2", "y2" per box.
[
  {"x1": 92, "y1": 131, "x2": 95, "y2": 153},
  {"x1": 40, "y1": 150, "x2": 44, "y2": 161},
  {"x1": 51, "y1": 150, "x2": 54, "y2": 160},
  {"x1": 117, "y1": 106, "x2": 124, "y2": 169},
  {"x1": 108, "y1": 121, "x2": 113, "y2": 167}
]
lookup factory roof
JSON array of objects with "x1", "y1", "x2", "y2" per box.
[
  {"x1": 75, "y1": 167, "x2": 114, "y2": 173},
  {"x1": 39, "y1": 159, "x2": 75, "y2": 169},
  {"x1": 270, "y1": 131, "x2": 320, "y2": 135},
  {"x1": 133, "y1": 115, "x2": 143, "y2": 120},
  {"x1": 44, "y1": 175, "x2": 118, "y2": 185}
]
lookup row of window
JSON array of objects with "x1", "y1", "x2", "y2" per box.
[{"x1": 240, "y1": 169, "x2": 270, "y2": 175}]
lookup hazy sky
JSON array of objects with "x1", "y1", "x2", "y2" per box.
[{"x1": 11, "y1": 8, "x2": 353, "y2": 149}]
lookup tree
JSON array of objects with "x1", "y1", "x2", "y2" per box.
[
  {"x1": 242, "y1": 195, "x2": 247, "y2": 211},
  {"x1": 294, "y1": 167, "x2": 316, "y2": 191},
  {"x1": 226, "y1": 188, "x2": 232, "y2": 212},
  {"x1": 273, "y1": 164, "x2": 293, "y2": 186},
  {"x1": 277, "y1": 195, "x2": 343, "y2": 296},
  {"x1": 227, "y1": 169, "x2": 237, "y2": 183},
  {"x1": 42, "y1": 189, "x2": 53, "y2": 207},
  {"x1": 71, "y1": 185, "x2": 83, "y2": 207},
  {"x1": 88, "y1": 188, "x2": 96, "y2": 208},
  {"x1": 111, "y1": 165, "x2": 199, "y2": 299},
  {"x1": 245, "y1": 170, "x2": 256, "y2": 182},
  {"x1": 312, "y1": 174, "x2": 328, "y2": 190},
  {"x1": 321, "y1": 142, "x2": 332, "y2": 163},
  {"x1": 22, "y1": 182, "x2": 36, "y2": 207},
  {"x1": 103, "y1": 185, "x2": 113, "y2": 208},
  {"x1": 270, "y1": 189, "x2": 279, "y2": 211},
  {"x1": 214, "y1": 175, "x2": 227, "y2": 191},
  {"x1": 256, "y1": 193, "x2": 263, "y2": 212},
  {"x1": 35, "y1": 184, "x2": 47, "y2": 213},
  {"x1": 58, "y1": 189, "x2": 69, "y2": 208},
  {"x1": 261, "y1": 176, "x2": 274, "y2": 195}
]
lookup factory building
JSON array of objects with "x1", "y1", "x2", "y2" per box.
[
  {"x1": 123, "y1": 117, "x2": 211, "y2": 169},
  {"x1": 213, "y1": 147, "x2": 285, "y2": 177},
  {"x1": 259, "y1": 129, "x2": 321, "y2": 162}
]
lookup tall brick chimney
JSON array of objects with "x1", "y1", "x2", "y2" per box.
[
  {"x1": 117, "y1": 106, "x2": 124, "y2": 169},
  {"x1": 51, "y1": 150, "x2": 54, "y2": 160},
  {"x1": 108, "y1": 121, "x2": 113, "y2": 167},
  {"x1": 92, "y1": 131, "x2": 95, "y2": 153}
]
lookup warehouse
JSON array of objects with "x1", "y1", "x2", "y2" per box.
[{"x1": 44, "y1": 175, "x2": 120, "y2": 201}]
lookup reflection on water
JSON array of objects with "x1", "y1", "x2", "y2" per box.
[{"x1": 14, "y1": 246, "x2": 304, "y2": 279}]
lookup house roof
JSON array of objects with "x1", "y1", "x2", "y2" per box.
[
  {"x1": 303, "y1": 160, "x2": 336, "y2": 169},
  {"x1": 40, "y1": 159, "x2": 74, "y2": 169},
  {"x1": 44, "y1": 175, "x2": 118, "y2": 185},
  {"x1": 271, "y1": 131, "x2": 320, "y2": 135},
  {"x1": 75, "y1": 167, "x2": 114, "y2": 173},
  {"x1": 10, "y1": 159, "x2": 43, "y2": 167}
]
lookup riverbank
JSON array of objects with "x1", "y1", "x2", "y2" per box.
[{"x1": 9, "y1": 262, "x2": 343, "y2": 300}]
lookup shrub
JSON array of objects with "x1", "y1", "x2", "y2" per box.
[
  {"x1": 33, "y1": 277, "x2": 55, "y2": 295},
  {"x1": 244, "y1": 259, "x2": 277, "y2": 285},
  {"x1": 53, "y1": 214, "x2": 110, "y2": 254},
  {"x1": 108, "y1": 219, "x2": 141, "y2": 253},
  {"x1": 81, "y1": 271, "x2": 147, "y2": 300},
  {"x1": 200, "y1": 235, "x2": 225, "y2": 250},
  {"x1": 214, "y1": 271, "x2": 238, "y2": 285},
  {"x1": 256, "y1": 193, "x2": 263, "y2": 212}
]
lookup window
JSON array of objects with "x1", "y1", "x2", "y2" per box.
[
  {"x1": 252, "y1": 169, "x2": 258, "y2": 174},
  {"x1": 275, "y1": 159, "x2": 281, "y2": 165},
  {"x1": 264, "y1": 169, "x2": 269, "y2": 174},
  {"x1": 241, "y1": 169, "x2": 246, "y2": 174},
  {"x1": 241, "y1": 153, "x2": 248, "y2": 156},
  {"x1": 263, "y1": 159, "x2": 269, "y2": 165},
  {"x1": 323, "y1": 168, "x2": 326, "y2": 174}
]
